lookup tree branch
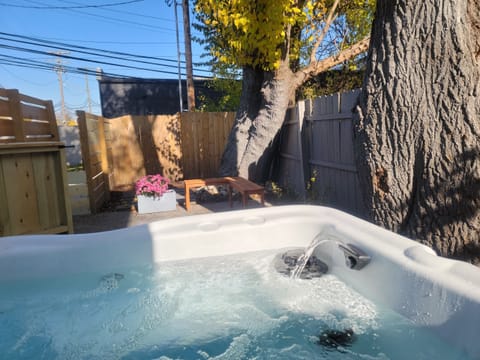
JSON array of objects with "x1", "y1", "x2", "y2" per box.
[
  {"x1": 297, "y1": 36, "x2": 370, "y2": 85},
  {"x1": 309, "y1": 0, "x2": 341, "y2": 64}
]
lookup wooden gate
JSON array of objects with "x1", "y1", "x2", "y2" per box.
[{"x1": 76, "y1": 111, "x2": 113, "y2": 213}]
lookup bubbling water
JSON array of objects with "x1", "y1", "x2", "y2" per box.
[{"x1": 0, "y1": 249, "x2": 470, "y2": 359}]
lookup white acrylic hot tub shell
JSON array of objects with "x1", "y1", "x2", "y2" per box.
[{"x1": 1, "y1": 205, "x2": 479, "y2": 358}]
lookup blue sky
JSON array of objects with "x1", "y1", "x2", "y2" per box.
[{"x1": 0, "y1": 0, "x2": 208, "y2": 119}]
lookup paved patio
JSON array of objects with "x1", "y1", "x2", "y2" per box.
[{"x1": 73, "y1": 186, "x2": 270, "y2": 234}]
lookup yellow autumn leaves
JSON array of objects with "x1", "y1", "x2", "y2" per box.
[{"x1": 195, "y1": 0, "x2": 328, "y2": 70}]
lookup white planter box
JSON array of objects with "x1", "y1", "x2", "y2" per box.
[{"x1": 137, "y1": 190, "x2": 176, "y2": 214}]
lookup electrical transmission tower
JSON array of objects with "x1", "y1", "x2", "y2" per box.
[
  {"x1": 80, "y1": 68, "x2": 93, "y2": 114},
  {"x1": 51, "y1": 51, "x2": 70, "y2": 124}
]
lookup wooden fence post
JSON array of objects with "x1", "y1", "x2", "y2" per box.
[
  {"x1": 97, "y1": 115, "x2": 111, "y2": 202},
  {"x1": 45, "y1": 100, "x2": 59, "y2": 141},
  {"x1": 6, "y1": 89, "x2": 25, "y2": 142},
  {"x1": 76, "y1": 110, "x2": 96, "y2": 213}
]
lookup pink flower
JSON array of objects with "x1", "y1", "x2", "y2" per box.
[{"x1": 135, "y1": 174, "x2": 170, "y2": 198}]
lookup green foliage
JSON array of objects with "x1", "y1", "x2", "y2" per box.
[
  {"x1": 196, "y1": 64, "x2": 242, "y2": 112},
  {"x1": 305, "y1": 169, "x2": 323, "y2": 204},
  {"x1": 340, "y1": 0, "x2": 376, "y2": 44},
  {"x1": 197, "y1": 77, "x2": 242, "y2": 112},
  {"x1": 265, "y1": 180, "x2": 301, "y2": 203},
  {"x1": 297, "y1": 68, "x2": 364, "y2": 99},
  {"x1": 265, "y1": 171, "x2": 326, "y2": 205}
]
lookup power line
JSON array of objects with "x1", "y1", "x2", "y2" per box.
[
  {"x1": 57, "y1": 0, "x2": 175, "y2": 23},
  {"x1": 0, "y1": 43, "x2": 186, "y2": 76},
  {"x1": 0, "y1": 31, "x2": 211, "y2": 72},
  {"x1": 0, "y1": 31, "x2": 183, "y2": 65},
  {"x1": 0, "y1": 54, "x2": 214, "y2": 81},
  {"x1": 22, "y1": 0, "x2": 174, "y2": 33},
  {"x1": 0, "y1": 64, "x2": 53, "y2": 86},
  {"x1": 34, "y1": 37, "x2": 176, "y2": 45},
  {"x1": 0, "y1": 37, "x2": 183, "y2": 71},
  {"x1": 0, "y1": 54, "x2": 149, "y2": 78},
  {"x1": 0, "y1": 0, "x2": 144, "y2": 10}
]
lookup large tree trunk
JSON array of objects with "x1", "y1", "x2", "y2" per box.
[
  {"x1": 219, "y1": 66, "x2": 264, "y2": 177},
  {"x1": 355, "y1": 0, "x2": 480, "y2": 262},
  {"x1": 219, "y1": 62, "x2": 296, "y2": 183}
]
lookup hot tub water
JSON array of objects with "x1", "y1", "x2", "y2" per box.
[{"x1": 0, "y1": 249, "x2": 469, "y2": 360}]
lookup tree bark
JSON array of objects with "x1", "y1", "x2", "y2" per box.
[
  {"x1": 355, "y1": 0, "x2": 480, "y2": 262},
  {"x1": 219, "y1": 63, "x2": 296, "y2": 183},
  {"x1": 219, "y1": 66, "x2": 264, "y2": 177},
  {"x1": 238, "y1": 64, "x2": 296, "y2": 183}
]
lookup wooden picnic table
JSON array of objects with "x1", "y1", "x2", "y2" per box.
[{"x1": 183, "y1": 176, "x2": 265, "y2": 211}]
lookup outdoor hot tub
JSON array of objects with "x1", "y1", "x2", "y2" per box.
[{"x1": 0, "y1": 205, "x2": 479, "y2": 359}]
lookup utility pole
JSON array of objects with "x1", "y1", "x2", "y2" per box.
[
  {"x1": 52, "y1": 51, "x2": 69, "y2": 124},
  {"x1": 166, "y1": 0, "x2": 183, "y2": 113},
  {"x1": 57, "y1": 68, "x2": 66, "y2": 124},
  {"x1": 182, "y1": 0, "x2": 195, "y2": 111}
]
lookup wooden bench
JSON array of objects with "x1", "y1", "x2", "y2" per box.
[
  {"x1": 184, "y1": 176, "x2": 265, "y2": 211},
  {"x1": 226, "y1": 176, "x2": 265, "y2": 208}
]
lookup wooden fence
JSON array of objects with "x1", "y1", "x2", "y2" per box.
[
  {"x1": 77, "y1": 93, "x2": 367, "y2": 215},
  {"x1": 77, "y1": 111, "x2": 113, "y2": 213},
  {"x1": 275, "y1": 102, "x2": 308, "y2": 199},
  {"x1": 0, "y1": 89, "x2": 73, "y2": 235},
  {"x1": 76, "y1": 112, "x2": 234, "y2": 210},
  {"x1": 181, "y1": 112, "x2": 235, "y2": 179},
  {"x1": 276, "y1": 90, "x2": 366, "y2": 215},
  {"x1": 107, "y1": 114, "x2": 183, "y2": 187}
]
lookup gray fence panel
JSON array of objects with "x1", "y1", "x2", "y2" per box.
[
  {"x1": 276, "y1": 89, "x2": 366, "y2": 216},
  {"x1": 275, "y1": 103, "x2": 306, "y2": 199}
]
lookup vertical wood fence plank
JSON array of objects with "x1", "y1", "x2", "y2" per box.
[
  {"x1": 57, "y1": 147, "x2": 73, "y2": 233},
  {"x1": 0, "y1": 160, "x2": 10, "y2": 236},
  {"x1": 194, "y1": 115, "x2": 201, "y2": 177},
  {"x1": 97, "y1": 116, "x2": 111, "y2": 202},
  {"x1": 77, "y1": 110, "x2": 96, "y2": 213},
  {"x1": 180, "y1": 114, "x2": 191, "y2": 179},
  {"x1": 3, "y1": 154, "x2": 40, "y2": 234},
  {"x1": 206, "y1": 113, "x2": 214, "y2": 176},
  {"x1": 6, "y1": 89, "x2": 25, "y2": 142},
  {"x1": 103, "y1": 119, "x2": 115, "y2": 189},
  {"x1": 32, "y1": 152, "x2": 60, "y2": 230},
  {"x1": 276, "y1": 89, "x2": 366, "y2": 216},
  {"x1": 45, "y1": 100, "x2": 59, "y2": 141}
]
